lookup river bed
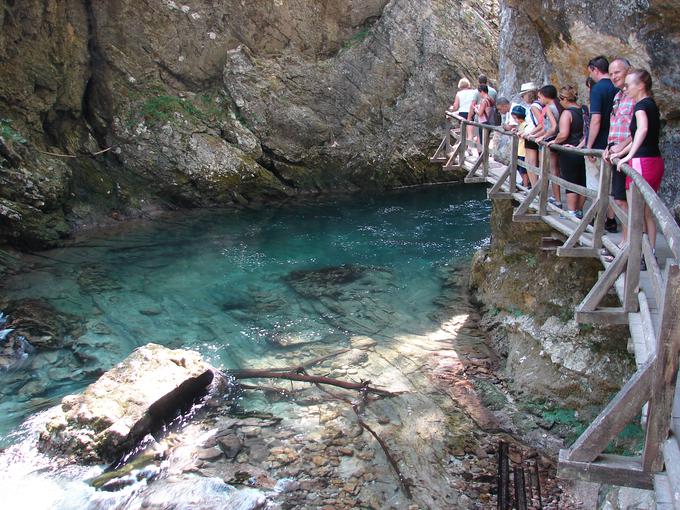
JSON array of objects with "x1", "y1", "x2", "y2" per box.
[{"x1": 0, "y1": 185, "x2": 576, "y2": 509}]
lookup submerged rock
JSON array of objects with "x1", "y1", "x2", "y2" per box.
[
  {"x1": 5, "y1": 298, "x2": 84, "y2": 350},
  {"x1": 39, "y1": 343, "x2": 226, "y2": 463}
]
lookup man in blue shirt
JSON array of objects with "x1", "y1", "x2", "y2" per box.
[{"x1": 585, "y1": 56, "x2": 618, "y2": 187}]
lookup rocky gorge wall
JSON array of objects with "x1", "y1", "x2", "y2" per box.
[
  {"x1": 0, "y1": 0, "x2": 499, "y2": 248},
  {"x1": 498, "y1": 0, "x2": 680, "y2": 218}
]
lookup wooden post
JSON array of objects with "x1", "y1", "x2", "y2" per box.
[
  {"x1": 444, "y1": 116, "x2": 452, "y2": 154},
  {"x1": 510, "y1": 136, "x2": 518, "y2": 194},
  {"x1": 498, "y1": 441, "x2": 510, "y2": 510},
  {"x1": 624, "y1": 184, "x2": 644, "y2": 312},
  {"x1": 642, "y1": 264, "x2": 680, "y2": 471},
  {"x1": 538, "y1": 145, "x2": 550, "y2": 216},
  {"x1": 482, "y1": 127, "x2": 490, "y2": 179},
  {"x1": 458, "y1": 120, "x2": 468, "y2": 166},
  {"x1": 593, "y1": 158, "x2": 612, "y2": 250}
]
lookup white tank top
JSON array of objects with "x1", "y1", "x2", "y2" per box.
[{"x1": 457, "y1": 89, "x2": 477, "y2": 114}]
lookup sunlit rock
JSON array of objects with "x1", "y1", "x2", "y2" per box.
[{"x1": 38, "y1": 343, "x2": 225, "y2": 463}]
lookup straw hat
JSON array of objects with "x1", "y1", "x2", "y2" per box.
[{"x1": 518, "y1": 82, "x2": 538, "y2": 95}]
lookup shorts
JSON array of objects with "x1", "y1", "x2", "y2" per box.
[
  {"x1": 517, "y1": 156, "x2": 527, "y2": 176},
  {"x1": 611, "y1": 166, "x2": 627, "y2": 201},
  {"x1": 626, "y1": 157, "x2": 664, "y2": 192},
  {"x1": 559, "y1": 153, "x2": 586, "y2": 194},
  {"x1": 458, "y1": 111, "x2": 469, "y2": 120},
  {"x1": 525, "y1": 140, "x2": 539, "y2": 151}
]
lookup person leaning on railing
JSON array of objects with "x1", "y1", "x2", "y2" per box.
[
  {"x1": 610, "y1": 69, "x2": 665, "y2": 256},
  {"x1": 603, "y1": 58, "x2": 635, "y2": 244},
  {"x1": 517, "y1": 82, "x2": 542, "y2": 187},
  {"x1": 547, "y1": 86, "x2": 586, "y2": 218},
  {"x1": 584, "y1": 56, "x2": 619, "y2": 233},
  {"x1": 533, "y1": 85, "x2": 563, "y2": 209},
  {"x1": 449, "y1": 78, "x2": 477, "y2": 156}
]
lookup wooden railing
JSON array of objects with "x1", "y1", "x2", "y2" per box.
[{"x1": 432, "y1": 112, "x2": 680, "y2": 489}]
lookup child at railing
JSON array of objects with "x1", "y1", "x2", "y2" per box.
[{"x1": 511, "y1": 105, "x2": 530, "y2": 188}]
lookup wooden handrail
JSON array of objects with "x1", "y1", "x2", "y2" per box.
[
  {"x1": 446, "y1": 110, "x2": 680, "y2": 264},
  {"x1": 438, "y1": 109, "x2": 680, "y2": 490}
]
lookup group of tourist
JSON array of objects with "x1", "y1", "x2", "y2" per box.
[{"x1": 449, "y1": 56, "x2": 665, "y2": 255}]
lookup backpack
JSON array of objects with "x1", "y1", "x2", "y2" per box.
[{"x1": 486, "y1": 98, "x2": 501, "y2": 126}]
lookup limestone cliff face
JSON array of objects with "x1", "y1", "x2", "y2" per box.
[
  {"x1": 470, "y1": 200, "x2": 634, "y2": 407},
  {"x1": 0, "y1": 0, "x2": 499, "y2": 247},
  {"x1": 498, "y1": 0, "x2": 680, "y2": 218}
]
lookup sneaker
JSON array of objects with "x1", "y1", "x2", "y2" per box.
[
  {"x1": 548, "y1": 197, "x2": 562, "y2": 208},
  {"x1": 561, "y1": 210, "x2": 579, "y2": 220},
  {"x1": 575, "y1": 210, "x2": 583, "y2": 220},
  {"x1": 605, "y1": 218, "x2": 618, "y2": 233}
]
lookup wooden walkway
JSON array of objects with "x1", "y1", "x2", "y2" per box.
[{"x1": 432, "y1": 113, "x2": 680, "y2": 504}]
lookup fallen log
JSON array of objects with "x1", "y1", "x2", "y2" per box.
[{"x1": 227, "y1": 368, "x2": 396, "y2": 397}]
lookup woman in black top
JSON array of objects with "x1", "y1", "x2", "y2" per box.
[
  {"x1": 611, "y1": 69, "x2": 664, "y2": 250},
  {"x1": 548, "y1": 86, "x2": 586, "y2": 216}
]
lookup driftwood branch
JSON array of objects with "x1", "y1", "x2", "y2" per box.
[
  {"x1": 309, "y1": 376, "x2": 413, "y2": 499},
  {"x1": 228, "y1": 368, "x2": 396, "y2": 397},
  {"x1": 225, "y1": 352, "x2": 410, "y2": 498}
]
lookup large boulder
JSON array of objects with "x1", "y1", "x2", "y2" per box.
[{"x1": 39, "y1": 343, "x2": 225, "y2": 463}]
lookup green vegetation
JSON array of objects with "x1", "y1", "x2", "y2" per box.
[
  {"x1": 341, "y1": 26, "x2": 372, "y2": 51},
  {"x1": 0, "y1": 118, "x2": 27, "y2": 144},
  {"x1": 124, "y1": 86, "x2": 227, "y2": 128},
  {"x1": 541, "y1": 407, "x2": 644, "y2": 456}
]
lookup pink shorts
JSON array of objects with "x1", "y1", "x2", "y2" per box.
[{"x1": 626, "y1": 157, "x2": 664, "y2": 192}]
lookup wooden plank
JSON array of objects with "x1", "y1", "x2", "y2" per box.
[
  {"x1": 653, "y1": 473, "x2": 676, "y2": 509},
  {"x1": 487, "y1": 165, "x2": 511, "y2": 198},
  {"x1": 610, "y1": 199, "x2": 629, "y2": 226},
  {"x1": 637, "y1": 291, "x2": 657, "y2": 359},
  {"x1": 430, "y1": 136, "x2": 448, "y2": 162},
  {"x1": 624, "y1": 185, "x2": 644, "y2": 312},
  {"x1": 556, "y1": 247, "x2": 599, "y2": 258},
  {"x1": 458, "y1": 120, "x2": 468, "y2": 170},
  {"x1": 575, "y1": 308, "x2": 629, "y2": 324},
  {"x1": 662, "y1": 438, "x2": 680, "y2": 507},
  {"x1": 565, "y1": 361, "x2": 655, "y2": 462},
  {"x1": 642, "y1": 234, "x2": 664, "y2": 307},
  {"x1": 548, "y1": 174, "x2": 598, "y2": 198},
  {"x1": 509, "y1": 136, "x2": 518, "y2": 194},
  {"x1": 482, "y1": 128, "x2": 490, "y2": 179},
  {"x1": 538, "y1": 147, "x2": 550, "y2": 216},
  {"x1": 514, "y1": 176, "x2": 543, "y2": 218},
  {"x1": 557, "y1": 450, "x2": 652, "y2": 489},
  {"x1": 592, "y1": 158, "x2": 612, "y2": 251},
  {"x1": 673, "y1": 372, "x2": 680, "y2": 439},
  {"x1": 560, "y1": 199, "x2": 599, "y2": 250},
  {"x1": 465, "y1": 149, "x2": 484, "y2": 181},
  {"x1": 642, "y1": 265, "x2": 680, "y2": 471},
  {"x1": 443, "y1": 140, "x2": 462, "y2": 170},
  {"x1": 577, "y1": 247, "x2": 629, "y2": 313}
]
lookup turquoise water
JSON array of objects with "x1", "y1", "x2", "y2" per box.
[{"x1": 0, "y1": 184, "x2": 490, "y2": 443}]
